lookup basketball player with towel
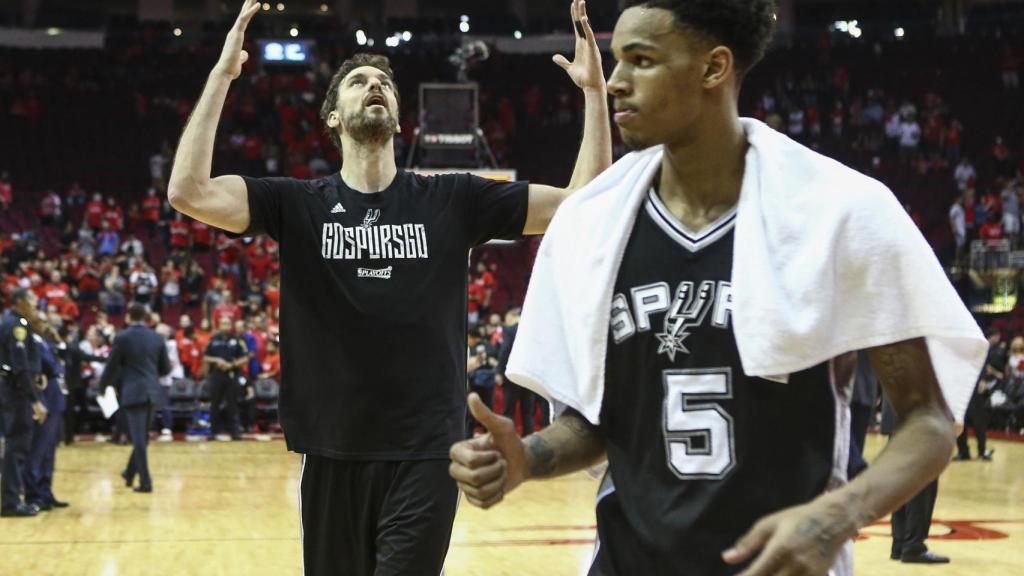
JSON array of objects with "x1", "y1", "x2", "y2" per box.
[
  {"x1": 167, "y1": 1, "x2": 610, "y2": 574},
  {"x1": 448, "y1": 2, "x2": 986, "y2": 575}
]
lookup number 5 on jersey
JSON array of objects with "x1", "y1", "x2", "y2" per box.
[{"x1": 663, "y1": 368, "x2": 736, "y2": 480}]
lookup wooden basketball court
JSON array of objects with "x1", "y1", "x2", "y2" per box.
[{"x1": 1, "y1": 434, "x2": 1021, "y2": 575}]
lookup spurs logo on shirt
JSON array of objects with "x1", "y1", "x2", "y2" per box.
[
  {"x1": 610, "y1": 280, "x2": 734, "y2": 360},
  {"x1": 362, "y1": 209, "x2": 381, "y2": 229}
]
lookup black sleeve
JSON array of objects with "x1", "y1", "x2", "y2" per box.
[
  {"x1": 98, "y1": 337, "x2": 123, "y2": 391},
  {"x1": 496, "y1": 327, "x2": 516, "y2": 377},
  {"x1": 157, "y1": 336, "x2": 172, "y2": 378},
  {"x1": 462, "y1": 174, "x2": 530, "y2": 246},
  {"x1": 5, "y1": 330, "x2": 39, "y2": 401},
  {"x1": 236, "y1": 177, "x2": 303, "y2": 240}
]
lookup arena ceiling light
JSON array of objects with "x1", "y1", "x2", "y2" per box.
[
  {"x1": 173, "y1": 27, "x2": 182, "y2": 37},
  {"x1": 459, "y1": 15, "x2": 470, "y2": 33},
  {"x1": 320, "y1": 4, "x2": 328, "y2": 12},
  {"x1": 895, "y1": 27, "x2": 906, "y2": 39},
  {"x1": 514, "y1": 30, "x2": 523, "y2": 40},
  {"x1": 262, "y1": 2, "x2": 270, "y2": 11},
  {"x1": 46, "y1": 27, "x2": 62, "y2": 36},
  {"x1": 276, "y1": 2, "x2": 285, "y2": 11},
  {"x1": 402, "y1": 31, "x2": 412, "y2": 42},
  {"x1": 355, "y1": 29, "x2": 367, "y2": 46},
  {"x1": 831, "y1": 20, "x2": 863, "y2": 39},
  {"x1": 289, "y1": 27, "x2": 299, "y2": 38}
]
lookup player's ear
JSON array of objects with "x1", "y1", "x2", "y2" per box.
[
  {"x1": 703, "y1": 46, "x2": 733, "y2": 90},
  {"x1": 327, "y1": 110, "x2": 342, "y2": 133}
]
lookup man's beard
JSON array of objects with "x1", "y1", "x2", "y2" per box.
[{"x1": 343, "y1": 108, "x2": 398, "y2": 146}]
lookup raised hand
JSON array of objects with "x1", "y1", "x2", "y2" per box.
[
  {"x1": 214, "y1": 0, "x2": 262, "y2": 80},
  {"x1": 448, "y1": 393, "x2": 530, "y2": 509},
  {"x1": 553, "y1": 0, "x2": 605, "y2": 92}
]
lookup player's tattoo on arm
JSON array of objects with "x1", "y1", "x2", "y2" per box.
[
  {"x1": 525, "y1": 408, "x2": 606, "y2": 480},
  {"x1": 525, "y1": 435, "x2": 556, "y2": 477}
]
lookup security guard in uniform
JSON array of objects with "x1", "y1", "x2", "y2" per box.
[
  {"x1": 203, "y1": 316, "x2": 249, "y2": 441},
  {"x1": 0, "y1": 288, "x2": 49, "y2": 517},
  {"x1": 24, "y1": 330, "x2": 69, "y2": 511}
]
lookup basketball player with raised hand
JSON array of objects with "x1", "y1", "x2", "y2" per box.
[
  {"x1": 167, "y1": 1, "x2": 610, "y2": 574},
  {"x1": 449, "y1": 1, "x2": 986, "y2": 575}
]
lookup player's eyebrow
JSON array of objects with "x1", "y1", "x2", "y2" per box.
[
  {"x1": 347, "y1": 72, "x2": 394, "y2": 86},
  {"x1": 620, "y1": 41, "x2": 660, "y2": 53}
]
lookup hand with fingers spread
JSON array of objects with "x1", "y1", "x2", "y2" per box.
[
  {"x1": 214, "y1": 0, "x2": 263, "y2": 80},
  {"x1": 722, "y1": 497, "x2": 859, "y2": 576},
  {"x1": 448, "y1": 393, "x2": 530, "y2": 509},
  {"x1": 553, "y1": 0, "x2": 605, "y2": 92}
]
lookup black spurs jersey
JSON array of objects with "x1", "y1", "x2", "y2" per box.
[
  {"x1": 239, "y1": 170, "x2": 528, "y2": 460},
  {"x1": 593, "y1": 188, "x2": 844, "y2": 576}
]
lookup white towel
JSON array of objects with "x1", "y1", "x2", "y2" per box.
[{"x1": 507, "y1": 118, "x2": 986, "y2": 425}]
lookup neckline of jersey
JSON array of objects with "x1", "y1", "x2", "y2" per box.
[
  {"x1": 331, "y1": 170, "x2": 407, "y2": 202},
  {"x1": 646, "y1": 187, "x2": 738, "y2": 241}
]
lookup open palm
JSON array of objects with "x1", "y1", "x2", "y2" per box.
[
  {"x1": 215, "y1": 0, "x2": 262, "y2": 79},
  {"x1": 553, "y1": 0, "x2": 605, "y2": 91}
]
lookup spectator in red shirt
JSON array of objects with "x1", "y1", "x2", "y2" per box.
[
  {"x1": 75, "y1": 254, "x2": 102, "y2": 300},
  {"x1": 103, "y1": 196, "x2": 124, "y2": 232},
  {"x1": 190, "y1": 218, "x2": 212, "y2": 251},
  {"x1": 264, "y1": 274, "x2": 281, "y2": 315},
  {"x1": 980, "y1": 212, "x2": 1006, "y2": 244},
  {"x1": 169, "y1": 212, "x2": 190, "y2": 250},
  {"x1": 142, "y1": 185, "x2": 162, "y2": 235},
  {"x1": 258, "y1": 339, "x2": 281, "y2": 382},
  {"x1": 42, "y1": 270, "x2": 71, "y2": 310},
  {"x1": 212, "y1": 289, "x2": 242, "y2": 324},
  {"x1": 216, "y1": 234, "x2": 242, "y2": 276},
  {"x1": 0, "y1": 171, "x2": 11, "y2": 211},
  {"x1": 467, "y1": 278, "x2": 486, "y2": 326},
  {"x1": 247, "y1": 245, "x2": 273, "y2": 285},
  {"x1": 85, "y1": 193, "x2": 105, "y2": 229}
]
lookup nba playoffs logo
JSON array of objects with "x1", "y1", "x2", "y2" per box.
[{"x1": 358, "y1": 266, "x2": 393, "y2": 279}]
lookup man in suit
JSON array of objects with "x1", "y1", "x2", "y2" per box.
[
  {"x1": 100, "y1": 303, "x2": 171, "y2": 493},
  {"x1": 24, "y1": 331, "x2": 69, "y2": 510},
  {"x1": 0, "y1": 288, "x2": 49, "y2": 517}
]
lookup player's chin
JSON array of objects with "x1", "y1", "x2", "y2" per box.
[{"x1": 620, "y1": 130, "x2": 655, "y2": 152}]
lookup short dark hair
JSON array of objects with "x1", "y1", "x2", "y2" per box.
[
  {"x1": 624, "y1": 0, "x2": 777, "y2": 74},
  {"x1": 9, "y1": 287, "x2": 31, "y2": 307},
  {"x1": 319, "y1": 53, "x2": 400, "y2": 154},
  {"x1": 128, "y1": 303, "x2": 148, "y2": 322}
]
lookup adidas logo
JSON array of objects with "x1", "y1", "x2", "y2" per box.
[{"x1": 331, "y1": 203, "x2": 346, "y2": 214}]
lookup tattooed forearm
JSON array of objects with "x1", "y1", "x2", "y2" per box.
[
  {"x1": 523, "y1": 408, "x2": 606, "y2": 480},
  {"x1": 525, "y1": 435, "x2": 556, "y2": 477}
]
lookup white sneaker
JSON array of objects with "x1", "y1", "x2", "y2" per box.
[
  {"x1": 215, "y1": 434, "x2": 232, "y2": 442},
  {"x1": 161, "y1": 428, "x2": 172, "y2": 436}
]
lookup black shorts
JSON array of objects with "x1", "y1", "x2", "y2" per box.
[{"x1": 299, "y1": 456, "x2": 459, "y2": 576}]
